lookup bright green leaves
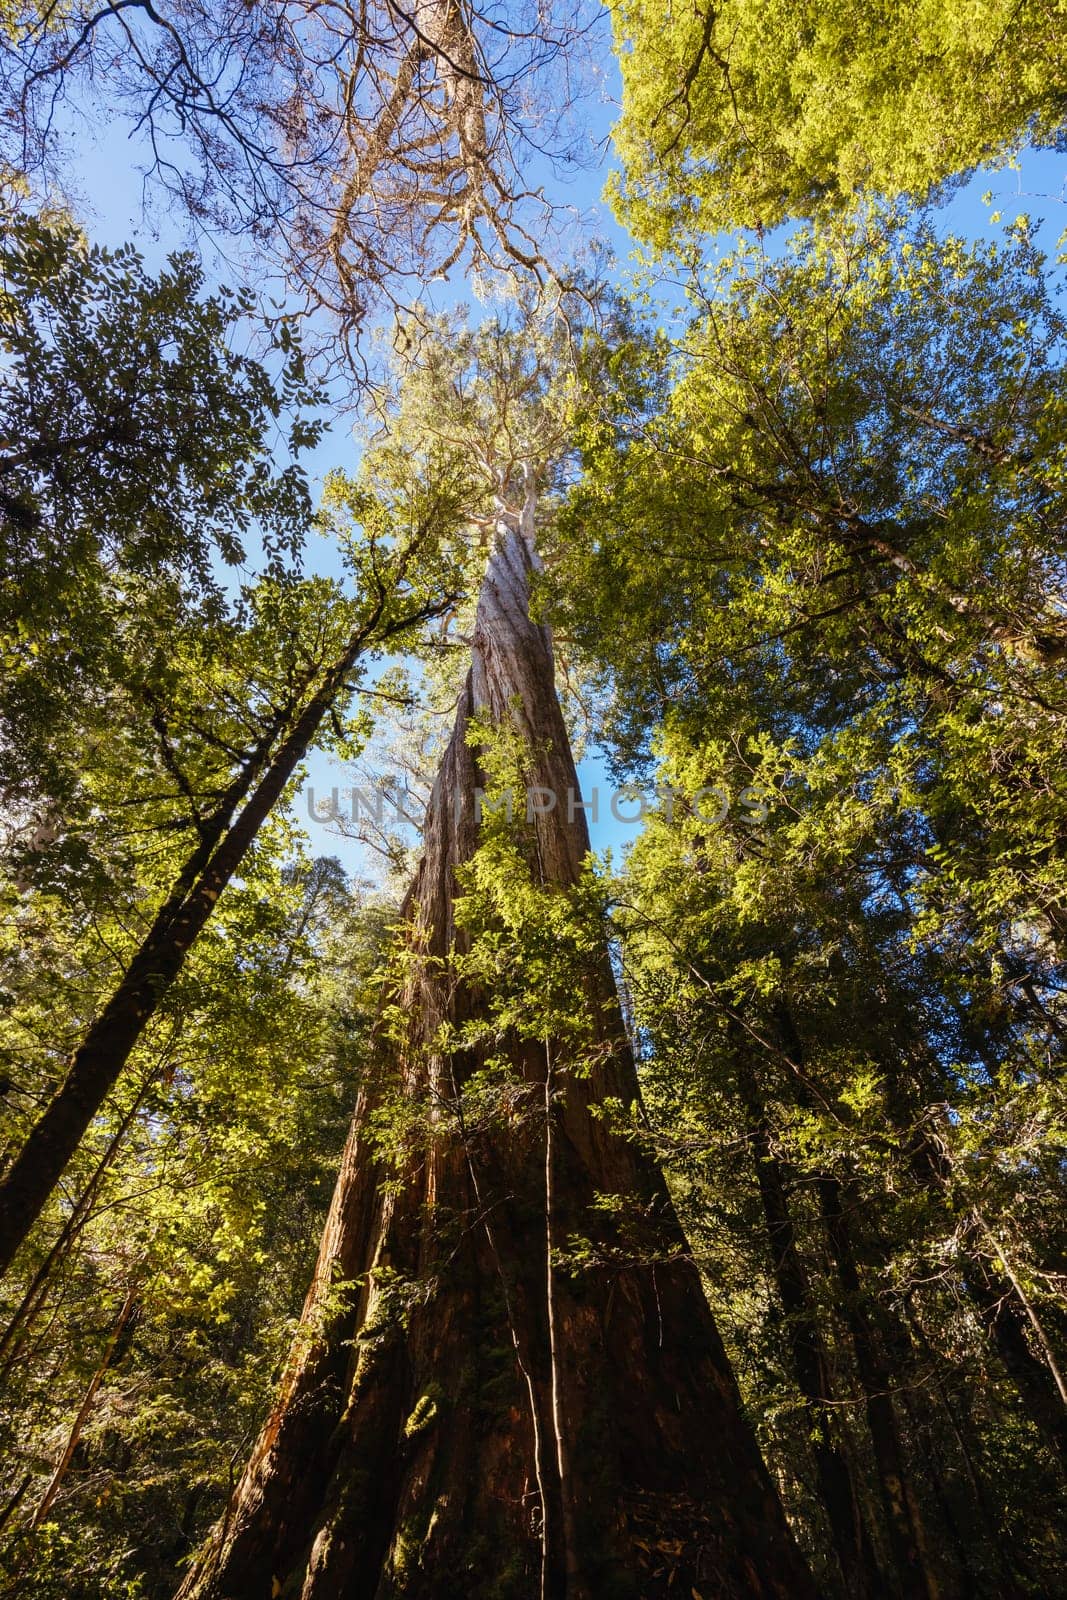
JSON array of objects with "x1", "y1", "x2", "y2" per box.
[
  {"x1": 0, "y1": 211, "x2": 325, "y2": 846},
  {"x1": 0, "y1": 844, "x2": 385, "y2": 1599},
  {"x1": 0, "y1": 211, "x2": 322, "y2": 592},
  {"x1": 317, "y1": 468, "x2": 467, "y2": 656},
  {"x1": 438, "y1": 716, "x2": 609, "y2": 1067},
  {"x1": 610, "y1": 0, "x2": 1067, "y2": 240},
  {"x1": 559, "y1": 210, "x2": 1067, "y2": 960},
  {"x1": 452, "y1": 834, "x2": 606, "y2": 1058},
  {"x1": 547, "y1": 190, "x2": 1067, "y2": 1567}
]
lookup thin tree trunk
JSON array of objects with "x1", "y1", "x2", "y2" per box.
[
  {"x1": 930, "y1": 1354, "x2": 1033, "y2": 1597},
  {"x1": 735, "y1": 1052, "x2": 882, "y2": 1598},
  {"x1": 175, "y1": 514, "x2": 815, "y2": 1600},
  {"x1": 30, "y1": 1283, "x2": 138, "y2": 1528},
  {"x1": 771, "y1": 995, "x2": 1063, "y2": 1575},
  {"x1": 883, "y1": 1069, "x2": 1067, "y2": 1472},
  {"x1": 0, "y1": 1058, "x2": 163, "y2": 1376},
  {"x1": 0, "y1": 1475, "x2": 31, "y2": 1539},
  {"x1": 959, "y1": 1232, "x2": 1067, "y2": 1469},
  {"x1": 817, "y1": 1176, "x2": 939, "y2": 1600},
  {"x1": 895, "y1": 1381, "x2": 976, "y2": 1600},
  {"x1": 0, "y1": 595, "x2": 444, "y2": 1276},
  {"x1": 753, "y1": 1000, "x2": 939, "y2": 1596}
]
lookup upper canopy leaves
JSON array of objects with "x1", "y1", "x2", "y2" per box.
[{"x1": 610, "y1": 0, "x2": 1067, "y2": 241}]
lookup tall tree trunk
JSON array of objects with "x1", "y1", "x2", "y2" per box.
[
  {"x1": 817, "y1": 1176, "x2": 939, "y2": 1600},
  {"x1": 0, "y1": 596, "x2": 442, "y2": 1277},
  {"x1": 735, "y1": 1052, "x2": 882, "y2": 1598},
  {"x1": 175, "y1": 516, "x2": 815, "y2": 1600}
]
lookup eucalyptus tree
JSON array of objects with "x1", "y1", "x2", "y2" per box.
[
  {"x1": 1, "y1": 0, "x2": 602, "y2": 353},
  {"x1": 175, "y1": 299, "x2": 816, "y2": 1600}
]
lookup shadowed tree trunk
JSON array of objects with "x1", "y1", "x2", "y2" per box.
[
  {"x1": 962, "y1": 1240, "x2": 1067, "y2": 1471},
  {"x1": 175, "y1": 512, "x2": 816, "y2": 1599},
  {"x1": 734, "y1": 1050, "x2": 882, "y2": 1598},
  {"x1": 771, "y1": 991, "x2": 1067, "y2": 1509},
  {"x1": 816, "y1": 1175, "x2": 939, "y2": 1600},
  {"x1": 0, "y1": 588, "x2": 448, "y2": 1279},
  {"x1": 885, "y1": 1069, "x2": 1067, "y2": 1475}
]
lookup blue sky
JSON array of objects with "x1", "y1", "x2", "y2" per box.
[
  {"x1": 49, "y1": 42, "x2": 640, "y2": 879},
  {"x1": 48, "y1": 55, "x2": 1067, "y2": 883}
]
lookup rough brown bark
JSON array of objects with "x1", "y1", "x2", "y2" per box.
[{"x1": 175, "y1": 519, "x2": 815, "y2": 1600}]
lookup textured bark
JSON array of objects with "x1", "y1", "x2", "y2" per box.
[{"x1": 175, "y1": 517, "x2": 815, "y2": 1600}]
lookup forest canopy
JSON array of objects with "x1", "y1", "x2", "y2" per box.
[
  {"x1": 610, "y1": 0, "x2": 1067, "y2": 238},
  {"x1": 0, "y1": 4, "x2": 1065, "y2": 1599}
]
